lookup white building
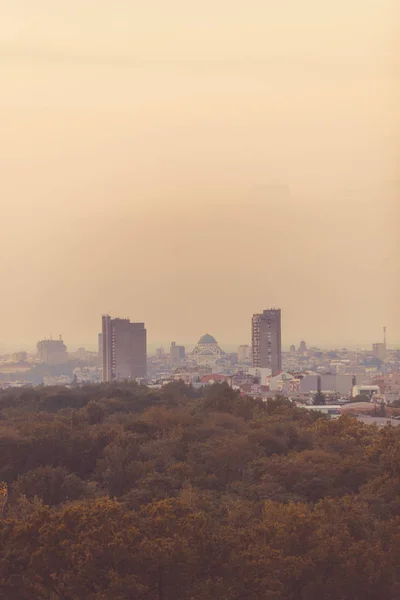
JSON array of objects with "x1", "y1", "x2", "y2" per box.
[
  {"x1": 352, "y1": 384, "x2": 381, "y2": 399},
  {"x1": 302, "y1": 405, "x2": 341, "y2": 418},
  {"x1": 300, "y1": 374, "x2": 354, "y2": 396},
  {"x1": 247, "y1": 367, "x2": 272, "y2": 385},
  {"x1": 191, "y1": 334, "x2": 223, "y2": 367},
  {"x1": 268, "y1": 371, "x2": 294, "y2": 392}
]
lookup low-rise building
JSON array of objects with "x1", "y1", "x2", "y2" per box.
[
  {"x1": 11, "y1": 351, "x2": 28, "y2": 363},
  {"x1": 247, "y1": 367, "x2": 272, "y2": 385},
  {"x1": 170, "y1": 342, "x2": 186, "y2": 365},
  {"x1": 352, "y1": 384, "x2": 381, "y2": 399}
]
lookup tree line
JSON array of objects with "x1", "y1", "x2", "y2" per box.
[{"x1": 1, "y1": 382, "x2": 400, "y2": 599}]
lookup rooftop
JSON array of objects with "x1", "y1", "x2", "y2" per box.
[{"x1": 198, "y1": 334, "x2": 217, "y2": 345}]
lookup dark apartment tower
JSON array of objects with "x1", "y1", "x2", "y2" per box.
[
  {"x1": 252, "y1": 309, "x2": 282, "y2": 375},
  {"x1": 98, "y1": 333, "x2": 103, "y2": 357},
  {"x1": 102, "y1": 315, "x2": 147, "y2": 382}
]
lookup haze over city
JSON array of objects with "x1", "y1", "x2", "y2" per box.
[
  {"x1": 3, "y1": 4, "x2": 400, "y2": 597},
  {"x1": 1, "y1": 1, "x2": 399, "y2": 351}
]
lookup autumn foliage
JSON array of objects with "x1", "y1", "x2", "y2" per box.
[{"x1": 1, "y1": 382, "x2": 400, "y2": 599}]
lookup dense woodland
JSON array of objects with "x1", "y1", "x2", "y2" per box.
[{"x1": 1, "y1": 382, "x2": 400, "y2": 599}]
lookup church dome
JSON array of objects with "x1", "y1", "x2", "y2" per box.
[{"x1": 199, "y1": 334, "x2": 217, "y2": 344}]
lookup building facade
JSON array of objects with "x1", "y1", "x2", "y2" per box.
[
  {"x1": 12, "y1": 351, "x2": 28, "y2": 363},
  {"x1": 299, "y1": 373, "x2": 354, "y2": 396},
  {"x1": 37, "y1": 339, "x2": 68, "y2": 365},
  {"x1": 98, "y1": 333, "x2": 103, "y2": 357},
  {"x1": 372, "y1": 343, "x2": 386, "y2": 361},
  {"x1": 191, "y1": 334, "x2": 223, "y2": 367},
  {"x1": 102, "y1": 315, "x2": 147, "y2": 382},
  {"x1": 238, "y1": 345, "x2": 252, "y2": 363},
  {"x1": 247, "y1": 367, "x2": 272, "y2": 385},
  {"x1": 252, "y1": 309, "x2": 282, "y2": 375},
  {"x1": 170, "y1": 342, "x2": 186, "y2": 365}
]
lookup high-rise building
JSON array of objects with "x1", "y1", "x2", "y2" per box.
[
  {"x1": 102, "y1": 315, "x2": 147, "y2": 382},
  {"x1": 372, "y1": 327, "x2": 387, "y2": 361},
  {"x1": 37, "y1": 338, "x2": 68, "y2": 365},
  {"x1": 98, "y1": 333, "x2": 103, "y2": 357},
  {"x1": 252, "y1": 309, "x2": 282, "y2": 375},
  {"x1": 372, "y1": 343, "x2": 386, "y2": 361}
]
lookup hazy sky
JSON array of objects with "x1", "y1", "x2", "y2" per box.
[{"x1": 1, "y1": 0, "x2": 399, "y2": 351}]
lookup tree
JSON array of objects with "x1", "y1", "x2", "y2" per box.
[
  {"x1": 313, "y1": 375, "x2": 326, "y2": 405},
  {"x1": 313, "y1": 391, "x2": 326, "y2": 405},
  {"x1": 12, "y1": 466, "x2": 85, "y2": 506},
  {"x1": 0, "y1": 481, "x2": 7, "y2": 516},
  {"x1": 2, "y1": 381, "x2": 400, "y2": 598}
]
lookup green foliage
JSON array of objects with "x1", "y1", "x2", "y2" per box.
[{"x1": 0, "y1": 382, "x2": 400, "y2": 599}]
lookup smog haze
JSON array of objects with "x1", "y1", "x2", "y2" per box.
[{"x1": 1, "y1": 0, "x2": 399, "y2": 350}]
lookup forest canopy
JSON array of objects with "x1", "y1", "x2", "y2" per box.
[{"x1": 1, "y1": 382, "x2": 400, "y2": 599}]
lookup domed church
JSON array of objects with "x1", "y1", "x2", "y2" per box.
[{"x1": 191, "y1": 334, "x2": 224, "y2": 366}]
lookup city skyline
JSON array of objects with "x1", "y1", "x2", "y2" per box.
[
  {"x1": 1, "y1": 1, "x2": 398, "y2": 352},
  {"x1": 0, "y1": 320, "x2": 394, "y2": 355},
  {"x1": 1, "y1": 3, "x2": 399, "y2": 594}
]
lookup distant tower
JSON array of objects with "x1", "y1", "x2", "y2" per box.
[
  {"x1": 252, "y1": 309, "x2": 282, "y2": 375},
  {"x1": 98, "y1": 333, "x2": 103, "y2": 357},
  {"x1": 298, "y1": 340, "x2": 307, "y2": 354},
  {"x1": 372, "y1": 327, "x2": 387, "y2": 362},
  {"x1": 102, "y1": 315, "x2": 147, "y2": 382}
]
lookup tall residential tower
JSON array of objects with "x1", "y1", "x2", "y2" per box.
[
  {"x1": 102, "y1": 315, "x2": 147, "y2": 382},
  {"x1": 252, "y1": 309, "x2": 282, "y2": 375}
]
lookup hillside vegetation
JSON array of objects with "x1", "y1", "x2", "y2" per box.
[{"x1": 1, "y1": 382, "x2": 400, "y2": 599}]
